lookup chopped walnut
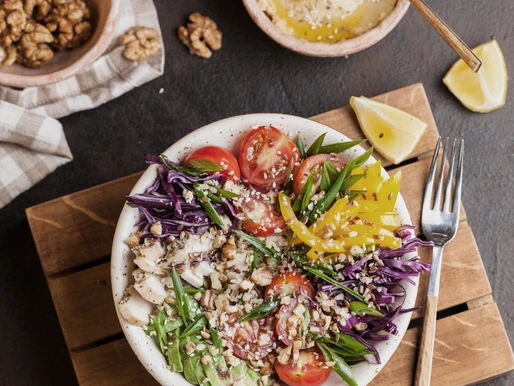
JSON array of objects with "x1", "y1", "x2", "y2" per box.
[
  {"x1": 120, "y1": 26, "x2": 160, "y2": 61},
  {"x1": 0, "y1": 44, "x2": 17, "y2": 66},
  {"x1": 177, "y1": 12, "x2": 222, "y2": 59},
  {"x1": 200, "y1": 289, "x2": 216, "y2": 309},
  {"x1": 277, "y1": 345, "x2": 292, "y2": 365},
  {"x1": 0, "y1": 0, "x2": 27, "y2": 46},
  {"x1": 24, "y1": 0, "x2": 52, "y2": 21},
  {"x1": 251, "y1": 267, "x2": 273, "y2": 287},
  {"x1": 44, "y1": 0, "x2": 91, "y2": 51},
  {"x1": 220, "y1": 235, "x2": 236, "y2": 260},
  {"x1": 16, "y1": 22, "x2": 53, "y2": 68}
]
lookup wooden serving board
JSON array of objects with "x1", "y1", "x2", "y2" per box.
[{"x1": 26, "y1": 84, "x2": 514, "y2": 386}]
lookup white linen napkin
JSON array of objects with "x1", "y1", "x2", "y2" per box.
[{"x1": 0, "y1": 0, "x2": 164, "y2": 208}]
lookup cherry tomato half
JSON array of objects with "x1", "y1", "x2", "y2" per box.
[
  {"x1": 264, "y1": 272, "x2": 315, "y2": 299},
  {"x1": 292, "y1": 154, "x2": 345, "y2": 196},
  {"x1": 274, "y1": 347, "x2": 331, "y2": 386},
  {"x1": 222, "y1": 317, "x2": 276, "y2": 361},
  {"x1": 184, "y1": 146, "x2": 240, "y2": 180},
  {"x1": 239, "y1": 126, "x2": 300, "y2": 189},
  {"x1": 276, "y1": 298, "x2": 298, "y2": 346},
  {"x1": 240, "y1": 190, "x2": 286, "y2": 237}
]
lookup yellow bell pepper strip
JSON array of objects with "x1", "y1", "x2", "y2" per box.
[
  {"x1": 351, "y1": 165, "x2": 365, "y2": 176},
  {"x1": 365, "y1": 160, "x2": 382, "y2": 178},
  {"x1": 376, "y1": 170, "x2": 402, "y2": 212},
  {"x1": 310, "y1": 197, "x2": 355, "y2": 234},
  {"x1": 359, "y1": 177, "x2": 384, "y2": 197},
  {"x1": 278, "y1": 193, "x2": 347, "y2": 253},
  {"x1": 306, "y1": 248, "x2": 323, "y2": 260},
  {"x1": 358, "y1": 201, "x2": 379, "y2": 212},
  {"x1": 344, "y1": 224, "x2": 395, "y2": 237},
  {"x1": 356, "y1": 212, "x2": 402, "y2": 231}
]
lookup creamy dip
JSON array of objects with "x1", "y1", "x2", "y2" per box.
[{"x1": 258, "y1": 0, "x2": 397, "y2": 43}]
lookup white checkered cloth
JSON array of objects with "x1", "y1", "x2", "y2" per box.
[{"x1": 0, "y1": 0, "x2": 164, "y2": 208}]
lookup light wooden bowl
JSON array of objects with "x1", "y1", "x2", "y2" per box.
[
  {"x1": 242, "y1": 0, "x2": 410, "y2": 57},
  {"x1": 0, "y1": 0, "x2": 121, "y2": 88}
]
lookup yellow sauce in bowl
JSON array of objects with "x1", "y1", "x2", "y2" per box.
[{"x1": 259, "y1": 0, "x2": 397, "y2": 43}]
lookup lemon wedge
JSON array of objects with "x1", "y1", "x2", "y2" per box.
[
  {"x1": 443, "y1": 40, "x2": 508, "y2": 113},
  {"x1": 350, "y1": 96, "x2": 428, "y2": 164}
]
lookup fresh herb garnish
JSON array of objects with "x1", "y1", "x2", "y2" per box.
[
  {"x1": 183, "y1": 288, "x2": 207, "y2": 294},
  {"x1": 209, "y1": 326, "x2": 222, "y2": 351},
  {"x1": 307, "y1": 147, "x2": 373, "y2": 225},
  {"x1": 292, "y1": 168, "x2": 316, "y2": 212},
  {"x1": 349, "y1": 301, "x2": 384, "y2": 317},
  {"x1": 340, "y1": 174, "x2": 365, "y2": 195},
  {"x1": 215, "y1": 187, "x2": 239, "y2": 198},
  {"x1": 237, "y1": 298, "x2": 281, "y2": 322},
  {"x1": 320, "y1": 161, "x2": 331, "y2": 191},
  {"x1": 171, "y1": 268, "x2": 189, "y2": 325},
  {"x1": 252, "y1": 248, "x2": 259, "y2": 271},
  {"x1": 234, "y1": 230, "x2": 281, "y2": 263},
  {"x1": 317, "y1": 342, "x2": 358, "y2": 386},
  {"x1": 306, "y1": 132, "x2": 327, "y2": 157},
  {"x1": 303, "y1": 266, "x2": 365, "y2": 301},
  {"x1": 300, "y1": 169, "x2": 315, "y2": 213},
  {"x1": 160, "y1": 154, "x2": 206, "y2": 177},
  {"x1": 193, "y1": 184, "x2": 225, "y2": 227},
  {"x1": 145, "y1": 310, "x2": 183, "y2": 355},
  {"x1": 317, "y1": 139, "x2": 367, "y2": 155},
  {"x1": 184, "y1": 159, "x2": 223, "y2": 173},
  {"x1": 296, "y1": 134, "x2": 306, "y2": 159},
  {"x1": 181, "y1": 314, "x2": 208, "y2": 338}
]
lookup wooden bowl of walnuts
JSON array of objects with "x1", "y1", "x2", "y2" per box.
[{"x1": 0, "y1": 0, "x2": 121, "y2": 88}]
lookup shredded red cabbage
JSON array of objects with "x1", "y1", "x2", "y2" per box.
[
  {"x1": 319, "y1": 227, "x2": 431, "y2": 365},
  {"x1": 126, "y1": 156, "x2": 239, "y2": 237}
]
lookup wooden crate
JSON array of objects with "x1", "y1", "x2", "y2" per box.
[{"x1": 26, "y1": 84, "x2": 514, "y2": 385}]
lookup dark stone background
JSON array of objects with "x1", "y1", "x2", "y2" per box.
[{"x1": 0, "y1": 1, "x2": 512, "y2": 385}]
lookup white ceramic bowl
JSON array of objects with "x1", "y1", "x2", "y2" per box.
[{"x1": 111, "y1": 113, "x2": 418, "y2": 386}]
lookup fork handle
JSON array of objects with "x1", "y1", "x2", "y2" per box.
[{"x1": 415, "y1": 295, "x2": 438, "y2": 385}]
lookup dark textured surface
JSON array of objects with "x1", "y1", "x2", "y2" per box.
[{"x1": 0, "y1": 1, "x2": 512, "y2": 385}]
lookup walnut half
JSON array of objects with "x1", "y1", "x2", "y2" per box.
[
  {"x1": 44, "y1": 0, "x2": 91, "y2": 51},
  {"x1": 120, "y1": 26, "x2": 160, "y2": 62},
  {"x1": 0, "y1": 44, "x2": 17, "y2": 66},
  {"x1": 177, "y1": 13, "x2": 222, "y2": 59},
  {"x1": 16, "y1": 22, "x2": 54, "y2": 68},
  {"x1": 0, "y1": 0, "x2": 27, "y2": 47}
]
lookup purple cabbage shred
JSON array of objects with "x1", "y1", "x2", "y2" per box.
[{"x1": 126, "y1": 157, "x2": 239, "y2": 238}]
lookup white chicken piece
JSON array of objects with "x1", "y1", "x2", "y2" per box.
[
  {"x1": 132, "y1": 238, "x2": 165, "y2": 262},
  {"x1": 134, "y1": 256, "x2": 165, "y2": 276},
  {"x1": 118, "y1": 285, "x2": 154, "y2": 327},
  {"x1": 180, "y1": 261, "x2": 215, "y2": 288},
  {"x1": 167, "y1": 233, "x2": 218, "y2": 265},
  {"x1": 133, "y1": 269, "x2": 169, "y2": 304}
]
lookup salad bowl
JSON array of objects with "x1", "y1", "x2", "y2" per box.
[{"x1": 111, "y1": 113, "x2": 419, "y2": 386}]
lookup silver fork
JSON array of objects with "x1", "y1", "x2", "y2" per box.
[{"x1": 415, "y1": 137, "x2": 464, "y2": 386}]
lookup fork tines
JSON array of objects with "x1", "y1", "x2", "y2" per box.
[{"x1": 423, "y1": 137, "x2": 464, "y2": 214}]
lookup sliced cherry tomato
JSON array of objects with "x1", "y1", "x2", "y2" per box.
[
  {"x1": 265, "y1": 272, "x2": 315, "y2": 299},
  {"x1": 222, "y1": 317, "x2": 276, "y2": 361},
  {"x1": 275, "y1": 346, "x2": 331, "y2": 386},
  {"x1": 239, "y1": 126, "x2": 300, "y2": 189},
  {"x1": 184, "y1": 145, "x2": 240, "y2": 180},
  {"x1": 240, "y1": 190, "x2": 286, "y2": 237},
  {"x1": 276, "y1": 298, "x2": 298, "y2": 346},
  {"x1": 292, "y1": 154, "x2": 345, "y2": 195}
]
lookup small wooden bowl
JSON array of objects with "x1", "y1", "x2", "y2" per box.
[
  {"x1": 0, "y1": 0, "x2": 121, "y2": 88},
  {"x1": 242, "y1": 0, "x2": 410, "y2": 57}
]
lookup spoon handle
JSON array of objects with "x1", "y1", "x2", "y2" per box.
[{"x1": 409, "y1": 0, "x2": 482, "y2": 72}]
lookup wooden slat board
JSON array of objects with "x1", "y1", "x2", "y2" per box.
[{"x1": 26, "y1": 84, "x2": 514, "y2": 385}]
